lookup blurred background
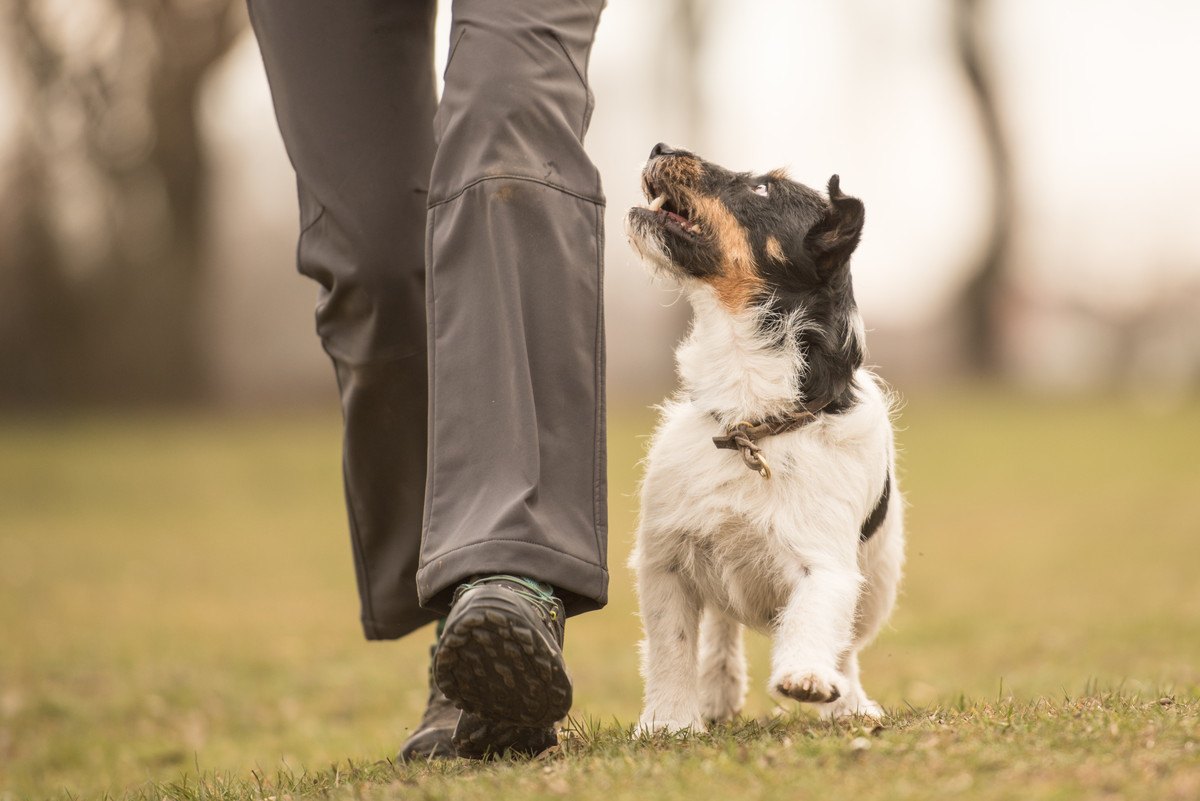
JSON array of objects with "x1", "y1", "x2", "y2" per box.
[
  {"x1": 2, "y1": 1, "x2": 1199, "y2": 798},
  {"x1": 3, "y1": 0, "x2": 1200, "y2": 408}
]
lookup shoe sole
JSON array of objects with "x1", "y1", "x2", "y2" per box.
[{"x1": 434, "y1": 586, "x2": 572, "y2": 729}]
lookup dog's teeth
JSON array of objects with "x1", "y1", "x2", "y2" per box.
[{"x1": 648, "y1": 193, "x2": 667, "y2": 212}]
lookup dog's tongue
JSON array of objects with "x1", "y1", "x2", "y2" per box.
[{"x1": 664, "y1": 209, "x2": 690, "y2": 225}]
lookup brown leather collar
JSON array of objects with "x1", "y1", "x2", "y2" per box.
[
  {"x1": 710, "y1": 398, "x2": 892, "y2": 543},
  {"x1": 711, "y1": 399, "x2": 831, "y2": 478}
]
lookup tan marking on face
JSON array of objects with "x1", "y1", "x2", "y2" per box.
[
  {"x1": 689, "y1": 193, "x2": 763, "y2": 310},
  {"x1": 649, "y1": 155, "x2": 703, "y2": 191},
  {"x1": 665, "y1": 156, "x2": 702, "y2": 181},
  {"x1": 768, "y1": 168, "x2": 791, "y2": 182},
  {"x1": 765, "y1": 236, "x2": 786, "y2": 264}
]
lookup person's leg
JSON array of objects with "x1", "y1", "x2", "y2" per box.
[
  {"x1": 247, "y1": 0, "x2": 439, "y2": 641},
  {"x1": 417, "y1": 0, "x2": 609, "y2": 619},
  {"x1": 416, "y1": 0, "x2": 608, "y2": 755}
]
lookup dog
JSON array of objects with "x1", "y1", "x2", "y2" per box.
[{"x1": 626, "y1": 143, "x2": 904, "y2": 732}]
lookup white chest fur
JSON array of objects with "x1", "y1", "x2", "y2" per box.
[{"x1": 636, "y1": 368, "x2": 893, "y2": 629}]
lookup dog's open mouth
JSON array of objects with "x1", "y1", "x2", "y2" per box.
[{"x1": 641, "y1": 180, "x2": 704, "y2": 238}]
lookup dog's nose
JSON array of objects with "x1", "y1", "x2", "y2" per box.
[{"x1": 650, "y1": 142, "x2": 677, "y2": 159}]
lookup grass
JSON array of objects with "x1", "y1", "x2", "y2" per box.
[{"x1": 1, "y1": 390, "x2": 1199, "y2": 800}]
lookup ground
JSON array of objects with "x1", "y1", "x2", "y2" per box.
[{"x1": 1, "y1": 391, "x2": 1198, "y2": 800}]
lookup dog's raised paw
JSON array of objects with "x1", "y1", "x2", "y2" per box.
[{"x1": 773, "y1": 671, "x2": 843, "y2": 704}]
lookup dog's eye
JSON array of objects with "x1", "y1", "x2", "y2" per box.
[{"x1": 753, "y1": 184, "x2": 769, "y2": 197}]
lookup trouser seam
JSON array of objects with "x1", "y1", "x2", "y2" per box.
[
  {"x1": 591, "y1": 200, "x2": 605, "y2": 557},
  {"x1": 580, "y1": 3, "x2": 603, "y2": 135},
  {"x1": 420, "y1": 203, "x2": 439, "y2": 573},
  {"x1": 549, "y1": 31, "x2": 588, "y2": 139},
  {"x1": 428, "y1": 174, "x2": 603, "y2": 209},
  {"x1": 550, "y1": 31, "x2": 587, "y2": 92}
]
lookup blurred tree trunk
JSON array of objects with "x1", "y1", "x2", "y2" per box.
[
  {"x1": 0, "y1": 146, "x2": 80, "y2": 401},
  {"x1": 954, "y1": 0, "x2": 1014, "y2": 376},
  {"x1": 0, "y1": 0, "x2": 245, "y2": 406}
]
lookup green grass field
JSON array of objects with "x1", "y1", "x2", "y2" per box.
[{"x1": 2, "y1": 392, "x2": 1198, "y2": 800}]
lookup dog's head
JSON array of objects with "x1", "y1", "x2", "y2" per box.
[
  {"x1": 627, "y1": 143, "x2": 868, "y2": 409},
  {"x1": 627, "y1": 143, "x2": 865, "y2": 311}
]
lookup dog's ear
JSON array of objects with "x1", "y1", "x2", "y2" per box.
[{"x1": 805, "y1": 175, "x2": 864, "y2": 271}]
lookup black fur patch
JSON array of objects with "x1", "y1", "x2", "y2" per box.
[{"x1": 860, "y1": 469, "x2": 890, "y2": 542}]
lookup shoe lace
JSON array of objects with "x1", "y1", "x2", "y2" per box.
[{"x1": 456, "y1": 574, "x2": 560, "y2": 621}]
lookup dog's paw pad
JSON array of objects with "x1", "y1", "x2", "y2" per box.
[{"x1": 774, "y1": 672, "x2": 843, "y2": 703}]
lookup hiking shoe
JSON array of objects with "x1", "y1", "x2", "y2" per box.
[
  {"x1": 434, "y1": 575, "x2": 571, "y2": 736},
  {"x1": 398, "y1": 626, "x2": 561, "y2": 762},
  {"x1": 451, "y1": 710, "x2": 558, "y2": 759},
  {"x1": 397, "y1": 644, "x2": 458, "y2": 762}
]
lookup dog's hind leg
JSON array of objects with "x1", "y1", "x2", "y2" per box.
[
  {"x1": 852, "y1": 493, "x2": 905, "y2": 649},
  {"x1": 697, "y1": 608, "x2": 747, "y2": 724},
  {"x1": 636, "y1": 564, "x2": 705, "y2": 733}
]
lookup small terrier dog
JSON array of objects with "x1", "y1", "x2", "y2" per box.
[{"x1": 626, "y1": 143, "x2": 904, "y2": 732}]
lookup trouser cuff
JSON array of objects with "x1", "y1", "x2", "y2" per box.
[{"x1": 416, "y1": 538, "x2": 609, "y2": 619}]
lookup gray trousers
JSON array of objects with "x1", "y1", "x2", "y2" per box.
[{"x1": 248, "y1": 0, "x2": 608, "y2": 640}]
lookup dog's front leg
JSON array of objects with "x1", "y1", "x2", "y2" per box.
[
  {"x1": 636, "y1": 564, "x2": 704, "y2": 733},
  {"x1": 769, "y1": 558, "x2": 863, "y2": 706},
  {"x1": 698, "y1": 608, "x2": 747, "y2": 724}
]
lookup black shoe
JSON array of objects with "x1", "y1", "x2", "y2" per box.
[
  {"x1": 398, "y1": 632, "x2": 560, "y2": 762},
  {"x1": 397, "y1": 645, "x2": 458, "y2": 762},
  {"x1": 451, "y1": 710, "x2": 558, "y2": 760},
  {"x1": 434, "y1": 575, "x2": 571, "y2": 754}
]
